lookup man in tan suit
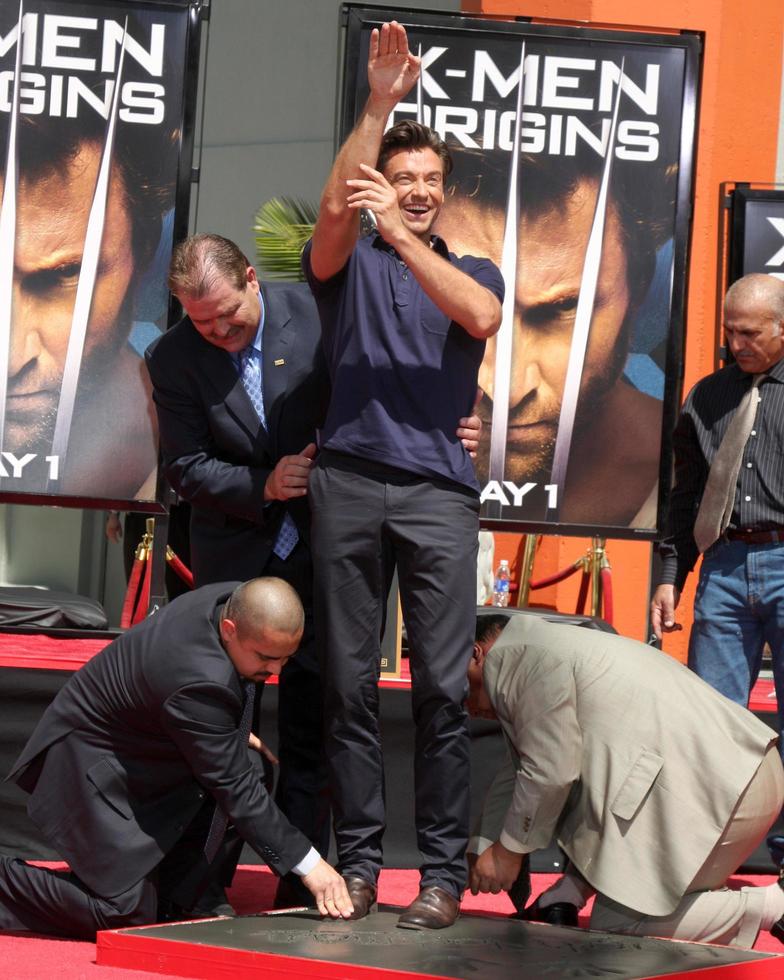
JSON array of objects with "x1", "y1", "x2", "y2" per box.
[{"x1": 468, "y1": 614, "x2": 784, "y2": 948}]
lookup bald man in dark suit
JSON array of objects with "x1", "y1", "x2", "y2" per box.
[{"x1": 0, "y1": 580, "x2": 352, "y2": 939}]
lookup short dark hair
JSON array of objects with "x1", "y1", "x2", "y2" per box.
[
  {"x1": 168, "y1": 234, "x2": 251, "y2": 298},
  {"x1": 223, "y1": 577, "x2": 305, "y2": 641},
  {"x1": 475, "y1": 613, "x2": 510, "y2": 646},
  {"x1": 377, "y1": 120, "x2": 453, "y2": 179}
]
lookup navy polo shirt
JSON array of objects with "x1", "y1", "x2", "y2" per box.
[{"x1": 302, "y1": 232, "x2": 504, "y2": 491}]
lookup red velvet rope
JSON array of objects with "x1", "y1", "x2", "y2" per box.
[
  {"x1": 131, "y1": 552, "x2": 152, "y2": 625},
  {"x1": 120, "y1": 556, "x2": 145, "y2": 629},
  {"x1": 167, "y1": 549, "x2": 194, "y2": 589},
  {"x1": 519, "y1": 550, "x2": 613, "y2": 625},
  {"x1": 575, "y1": 568, "x2": 590, "y2": 616},
  {"x1": 528, "y1": 559, "x2": 584, "y2": 591}
]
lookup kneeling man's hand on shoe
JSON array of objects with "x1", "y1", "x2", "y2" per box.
[
  {"x1": 302, "y1": 859, "x2": 355, "y2": 918},
  {"x1": 470, "y1": 841, "x2": 523, "y2": 895}
]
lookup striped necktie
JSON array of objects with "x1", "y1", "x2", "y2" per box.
[{"x1": 693, "y1": 374, "x2": 763, "y2": 553}]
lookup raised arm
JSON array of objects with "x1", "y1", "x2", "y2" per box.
[{"x1": 309, "y1": 21, "x2": 420, "y2": 282}]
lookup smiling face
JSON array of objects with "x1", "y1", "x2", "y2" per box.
[
  {"x1": 382, "y1": 147, "x2": 445, "y2": 242},
  {"x1": 437, "y1": 178, "x2": 632, "y2": 482},
  {"x1": 180, "y1": 266, "x2": 261, "y2": 354},
  {"x1": 4, "y1": 141, "x2": 135, "y2": 453}
]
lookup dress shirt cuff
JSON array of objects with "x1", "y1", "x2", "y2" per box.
[
  {"x1": 292, "y1": 847, "x2": 320, "y2": 876},
  {"x1": 499, "y1": 829, "x2": 532, "y2": 855},
  {"x1": 467, "y1": 834, "x2": 494, "y2": 856}
]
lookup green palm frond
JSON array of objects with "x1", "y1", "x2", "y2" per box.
[{"x1": 253, "y1": 196, "x2": 317, "y2": 281}]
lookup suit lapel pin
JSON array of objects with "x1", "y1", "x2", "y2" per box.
[{"x1": 274, "y1": 358, "x2": 285, "y2": 366}]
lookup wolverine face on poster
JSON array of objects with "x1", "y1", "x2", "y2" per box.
[
  {"x1": 342, "y1": 9, "x2": 698, "y2": 537},
  {"x1": 0, "y1": 0, "x2": 190, "y2": 501}
]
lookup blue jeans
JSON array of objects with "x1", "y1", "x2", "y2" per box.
[{"x1": 689, "y1": 539, "x2": 784, "y2": 761}]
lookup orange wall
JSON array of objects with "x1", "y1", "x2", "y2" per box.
[{"x1": 463, "y1": 0, "x2": 784, "y2": 653}]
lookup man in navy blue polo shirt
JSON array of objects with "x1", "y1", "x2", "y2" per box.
[{"x1": 303, "y1": 21, "x2": 503, "y2": 931}]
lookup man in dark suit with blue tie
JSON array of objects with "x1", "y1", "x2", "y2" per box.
[
  {"x1": 0, "y1": 578, "x2": 353, "y2": 939},
  {"x1": 145, "y1": 234, "x2": 331, "y2": 908}
]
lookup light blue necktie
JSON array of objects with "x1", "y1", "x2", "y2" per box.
[
  {"x1": 239, "y1": 344, "x2": 299, "y2": 560},
  {"x1": 239, "y1": 346, "x2": 267, "y2": 429}
]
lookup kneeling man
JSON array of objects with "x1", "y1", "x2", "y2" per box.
[
  {"x1": 0, "y1": 579, "x2": 352, "y2": 938},
  {"x1": 468, "y1": 614, "x2": 784, "y2": 948}
]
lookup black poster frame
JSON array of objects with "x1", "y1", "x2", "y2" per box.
[
  {"x1": 728, "y1": 183, "x2": 784, "y2": 285},
  {"x1": 0, "y1": 0, "x2": 204, "y2": 514},
  {"x1": 339, "y1": 4, "x2": 701, "y2": 541}
]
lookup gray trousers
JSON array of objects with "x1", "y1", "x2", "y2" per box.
[{"x1": 310, "y1": 452, "x2": 479, "y2": 897}]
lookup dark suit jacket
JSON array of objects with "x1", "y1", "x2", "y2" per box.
[
  {"x1": 145, "y1": 282, "x2": 329, "y2": 584},
  {"x1": 7, "y1": 584, "x2": 311, "y2": 898}
]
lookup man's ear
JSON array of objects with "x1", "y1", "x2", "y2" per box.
[
  {"x1": 471, "y1": 642, "x2": 486, "y2": 668},
  {"x1": 220, "y1": 617, "x2": 237, "y2": 644}
]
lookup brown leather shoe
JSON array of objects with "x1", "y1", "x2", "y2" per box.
[
  {"x1": 397, "y1": 885, "x2": 459, "y2": 930},
  {"x1": 343, "y1": 875, "x2": 377, "y2": 920}
]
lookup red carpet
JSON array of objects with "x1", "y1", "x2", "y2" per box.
[
  {"x1": 0, "y1": 865, "x2": 780, "y2": 979},
  {"x1": 0, "y1": 632, "x2": 111, "y2": 671},
  {"x1": 0, "y1": 635, "x2": 781, "y2": 975},
  {"x1": 0, "y1": 631, "x2": 778, "y2": 708}
]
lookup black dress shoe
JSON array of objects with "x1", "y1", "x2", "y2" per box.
[
  {"x1": 397, "y1": 886, "x2": 459, "y2": 930},
  {"x1": 771, "y1": 874, "x2": 784, "y2": 944},
  {"x1": 507, "y1": 857, "x2": 532, "y2": 915},
  {"x1": 767, "y1": 834, "x2": 784, "y2": 869},
  {"x1": 158, "y1": 897, "x2": 234, "y2": 922},
  {"x1": 190, "y1": 901, "x2": 235, "y2": 919},
  {"x1": 274, "y1": 873, "x2": 313, "y2": 910},
  {"x1": 520, "y1": 897, "x2": 579, "y2": 927},
  {"x1": 343, "y1": 876, "x2": 377, "y2": 920}
]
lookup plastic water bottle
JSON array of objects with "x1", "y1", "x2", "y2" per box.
[{"x1": 492, "y1": 560, "x2": 511, "y2": 607}]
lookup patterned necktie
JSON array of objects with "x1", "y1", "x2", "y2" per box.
[
  {"x1": 272, "y1": 512, "x2": 299, "y2": 560},
  {"x1": 204, "y1": 679, "x2": 256, "y2": 863},
  {"x1": 693, "y1": 373, "x2": 763, "y2": 553},
  {"x1": 239, "y1": 345, "x2": 299, "y2": 560},
  {"x1": 239, "y1": 346, "x2": 267, "y2": 429}
]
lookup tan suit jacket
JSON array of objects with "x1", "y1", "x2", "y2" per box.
[{"x1": 480, "y1": 616, "x2": 776, "y2": 916}]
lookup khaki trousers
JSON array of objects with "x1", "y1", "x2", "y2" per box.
[{"x1": 590, "y1": 745, "x2": 784, "y2": 948}]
